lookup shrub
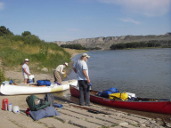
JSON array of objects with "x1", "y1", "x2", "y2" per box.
[
  {"x1": 61, "y1": 44, "x2": 86, "y2": 50},
  {"x1": 0, "y1": 26, "x2": 13, "y2": 36},
  {"x1": 110, "y1": 43, "x2": 126, "y2": 49}
]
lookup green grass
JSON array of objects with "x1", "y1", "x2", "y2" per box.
[{"x1": 0, "y1": 36, "x2": 71, "y2": 73}]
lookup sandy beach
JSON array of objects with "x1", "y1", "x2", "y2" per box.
[
  {"x1": 0, "y1": 70, "x2": 170, "y2": 128},
  {"x1": 1, "y1": 92, "x2": 170, "y2": 128}
]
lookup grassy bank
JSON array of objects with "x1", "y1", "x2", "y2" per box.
[
  {"x1": 0, "y1": 26, "x2": 73, "y2": 83},
  {"x1": 0, "y1": 38, "x2": 86, "y2": 83},
  {"x1": 0, "y1": 36, "x2": 70, "y2": 72}
]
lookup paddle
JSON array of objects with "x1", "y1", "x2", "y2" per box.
[
  {"x1": 70, "y1": 104, "x2": 111, "y2": 115},
  {"x1": 52, "y1": 96, "x2": 110, "y2": 115}
]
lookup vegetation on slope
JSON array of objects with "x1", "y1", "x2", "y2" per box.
[
  {"x1": 0, "y1": 26, "x2": 71, "y2": 79},
  {"x1": 60, "y1": 43, "x2": 101, "y2": 50}
]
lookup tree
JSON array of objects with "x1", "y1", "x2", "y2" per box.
[
  {"x1": 60, "y1": 44, "x2": 86, "y2": 50},
  {"x1": 21, "y1": 31, "x2": 42, "y2": 44},
  {"x1": 22, "y1": 31, "x2": 32, "y2": 37},
  {"x1": 0, "y1": 26, "x2": 13, "y2": 36}
]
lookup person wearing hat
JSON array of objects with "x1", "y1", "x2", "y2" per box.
[
  {"x1": 53, "y1": 62, "x2": 68, "y2": 85},
  {"x1": 73, "y1": 53, "x2": 91, "y2": 106},
  {"x1": 22, "y1": 58, "x2": 31, "y2": 84}
]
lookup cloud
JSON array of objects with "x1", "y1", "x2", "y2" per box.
[
  {"x1": 120, "y1": 18, "x2": 141, "y2": 25},
  {"x1": 97, "y1": 0, "x2": 171, "y2": 17},
  {"x1": 0, "y1": 2, "x2": 4, "y2": 10}
]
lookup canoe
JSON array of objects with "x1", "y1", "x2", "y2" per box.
[
  {"x1": 0, "y1": 79, "x2": 78, "y2": 95},
  {"x1": 70, "y1": 85, "x2": 171, "y2": 114}
]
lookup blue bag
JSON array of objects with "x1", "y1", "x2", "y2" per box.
[
  {"x1": 100, "y1": 87, "x2": 119, "y2": 98},
  {"x1": 108, "y1": 88, "x2": 119, "y2": 93},
  {"x1": 100, "y1": 90, "x2": 113, "y2": 98},
  {"x1": 37, "y1": 80, "x2": 51, "y2": 86}
]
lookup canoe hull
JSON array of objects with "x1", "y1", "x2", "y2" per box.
[
  {"x1": 70, "y1": 85, "x2": 171, "y2": 114},
  {"x1": 0, "y1": 80, "x2": 77, "y2": 95}
]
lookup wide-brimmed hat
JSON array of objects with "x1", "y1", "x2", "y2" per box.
[
  {"x1": 25, "y1": 58, "x2": 29, "y2": 62},
  {"x1": 64, "y1": 62, "x2": 68, "y2": 66},
  {"x1": 82, "y1": 53, "x2": 90, "y2": 58}
]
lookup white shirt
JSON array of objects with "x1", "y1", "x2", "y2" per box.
[
  {"x1": 22, "y1": 63, "x2": 30, "y2": 75},
  {"x1": 55, "y1": 65, "x2": 65, "y2": 74},
  {"x1": 74, "y1": 59, "x2": 89, "y2": 80}
]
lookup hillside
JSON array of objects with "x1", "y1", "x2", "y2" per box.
[
  {"x1": 0, "y1": 26, "x2": 71, "y2": 84},
  {"x1": 55, "y1": 34, "x2": 171, "y2": 50}
]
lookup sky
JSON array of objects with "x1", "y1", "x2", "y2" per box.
[{"x1": 0, "y1": 0, "x2": 171, "y2": 42}]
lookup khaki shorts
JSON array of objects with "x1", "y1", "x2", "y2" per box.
[
  {"x1": 23, "y1": 73, "x2": 29, "y2": 79},
  {"x1": 53, "y1": 70, "x2": 62, "y2": 84}
]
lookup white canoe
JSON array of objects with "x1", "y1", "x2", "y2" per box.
[{"x1": 0, "y1": 79, "x2": 78, "y2": 95}]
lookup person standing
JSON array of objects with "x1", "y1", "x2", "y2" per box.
[
  {"x1": 22, "y1": 58, "x2": 31, "y2": 84},
  {"x1": 53, "y1": 62, "x2": 68, "y2": 85},
  {"x1": 73, "y1": 53, "x2": 91, "y2": 106}
]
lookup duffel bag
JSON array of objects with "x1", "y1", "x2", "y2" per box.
[{"x1": 37, "y1": 80, "x2": 51, "y2": 86}]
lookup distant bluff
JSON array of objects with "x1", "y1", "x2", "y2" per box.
[{"x1": 55, "y1": 34, "x2": 171, "y2": 50}]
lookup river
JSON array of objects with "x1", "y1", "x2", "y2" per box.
[{"x1": 66, "y1": 48, "x2": 171, "y2": 99}]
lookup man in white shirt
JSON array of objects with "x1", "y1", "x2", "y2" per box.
[
  {"x1": 22, "y1": 58, "x2": 31, "y2": 84},
  {"x1": 73, "y1": 53, "x2": 91, "y2": 106},
  {"x1": 53, "y1": 62, "x2": 68, "y2": 85}
]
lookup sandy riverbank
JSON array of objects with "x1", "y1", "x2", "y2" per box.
[{"x1": 1, "y1": 91, "x2": 171, "y2": 128}]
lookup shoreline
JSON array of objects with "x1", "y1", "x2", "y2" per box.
[
  {"x1": 1, "y1": 91, "x2": 171, "y2": 128},
  {"x1": 1, "y1": 49, "x2": 171, "y2": 128},
  {"x1": 1, "y1": 92, "x2": 171, "y2": 128}
]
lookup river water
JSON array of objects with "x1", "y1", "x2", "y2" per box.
[{"x1": 66, "y1": 48, "x2": 171, "y2": 99}]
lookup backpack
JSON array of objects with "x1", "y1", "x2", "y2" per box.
[{"x1": 26, "y1": 95, "x2": 51, "y2": 111}]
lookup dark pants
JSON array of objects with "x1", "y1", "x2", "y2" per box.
[{"x1": 78, "y1": 80, "x2": 90, "y2": 105}]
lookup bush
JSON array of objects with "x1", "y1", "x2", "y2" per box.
[
  {"x1": 0, "y1": 26, "x2": 13, "y2": 36},
  {"x1": 61, "y1": 44, "x2": 86, "y2": 50},
  {"x1": 23, "y1": 35, "x2": 42, "y2": 44},
  {"x1": 110, "y1": 43, "x2": 126, "y2": 50},
  {"x1": 22, "y1": 31, "x2": 32, "y2": 37}
]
